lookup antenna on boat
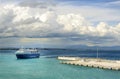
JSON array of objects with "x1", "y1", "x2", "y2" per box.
[{"x1": 97, "y1": 48, "x2": 98, "y2": 58}]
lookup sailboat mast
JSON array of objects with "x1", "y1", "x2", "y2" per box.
[{"x1": 97, "y1": 48, "x2": 98, "y2": 58}]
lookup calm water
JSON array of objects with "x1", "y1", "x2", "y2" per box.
[{"x1": 0, "y1": 50, "x2": 120, "y2": 79}]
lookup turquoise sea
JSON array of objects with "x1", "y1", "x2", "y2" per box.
[{"x1": 0, "y1": 50, "x2": 120, "y2": 79}]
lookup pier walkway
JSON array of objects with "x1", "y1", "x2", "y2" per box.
[{"x1": 58, "y1": 56, "x2": 120, "y2": 71}]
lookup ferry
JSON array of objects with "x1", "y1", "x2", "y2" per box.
[{"x1": 15, "y1": 48, "x2": 40, "y2": 59}]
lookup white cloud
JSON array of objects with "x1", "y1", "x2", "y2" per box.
[
  {"x1": 57, "y1": 14, "x2": 86, "y2": 32},
  {"x1": 57, "y1": 14, "x2": 119, "y2": 38},
  {"x1": 0, "y1": 2, "x2": 120, "y2": 46},
  {"x1": 55, "y1": 5, "x2": 120, "y2": 23},
  {"x1": 105, "y1": 1, "x2": 120, "y2": 6},
  {"x1": 0, "y1": 4, "x2": 120, "y2": 37}
]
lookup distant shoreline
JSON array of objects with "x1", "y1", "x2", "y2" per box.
[
  {"x1": 0, "y1": 48, "x2": 67, "y2": 50},
  {"x1": 0, "y1": 48, "x2": 120, "y2": 51}
]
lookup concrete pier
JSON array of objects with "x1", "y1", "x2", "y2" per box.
[{"x1": 58, "y1": 56, "x2": 120, "y2": 71}]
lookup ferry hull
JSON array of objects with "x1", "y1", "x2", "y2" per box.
[{"x1": 16, "y1": 53, "x2": 40, "y2": 59}]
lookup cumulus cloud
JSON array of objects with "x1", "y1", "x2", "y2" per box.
[
  {"x1": 57, "y1": 14, "x2": 87, "y2": 32},
  {"x1": 57, "y1": 13, "x2": 120, "y2": 38},
  {"x1": 0, "y1": 4, "x2": 120, "y2": 38},
  {"x1": 0, "y1": 1, "x2": 120, "y2": 46}
]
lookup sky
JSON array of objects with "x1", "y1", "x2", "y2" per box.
[{"x1": 0, "y1": 0, "x2": 120, "y2": 48}]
